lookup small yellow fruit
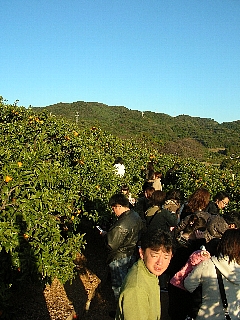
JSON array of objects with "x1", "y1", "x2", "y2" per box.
[
  {"x1": 17, "y1": 161, "x2": 23, "y2": 167},
  {"x1": 23, "y1": 234, "x2": 29, "y2": 239},
  {"x1": 71, "y1": 216, "x2": 75, "y2": 220},
  {"x1": 73, "y1": 131, "x2": 79, "y2": 137},
  {"x1": 5, "y1": 175, "x2": 13, "y2": 183}
]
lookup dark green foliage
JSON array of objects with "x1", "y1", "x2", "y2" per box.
[{"x1": 32, "y1": 101, "x2": 240, "y2": 162}]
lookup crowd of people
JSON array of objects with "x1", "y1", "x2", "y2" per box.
[{"x1": 96, "y1": 159, "x2": 240, "y2": 320}]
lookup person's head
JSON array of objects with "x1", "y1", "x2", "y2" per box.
[
  {"x1": 151, "y1": 190, "x2": 166, "y2": 206},
  {"x1": 146, "y1": 162, "x2": 155, "y2": 180},
  {"x1": 166, "y1": 189, "x2": 184, "y2": 203},
  {"x1": 173, "y1": 163, "x2": 180, "y2": 170},
  {"x1": 144, "y1": 186, "x2": 155, "y2": 199},
  {"x1": 109, "y1": 193, "x2": 129, "y2": 217},
  {"x1": 188, "y1": 188, "x2": 211, "y2": 212},
  {"x1": 139, "y1": 229, "x2": 174, "y2": 276},
  {"x1": 114, "y1": 157, "x2": 123, "y2": 165},
  {"x1": 147, "y1": 161, "x2": 154, "y2": 171},
  {"x1": 182, "y1": 214, "x2": 207, "y2": 240},
  {"x1": 213, "y1": 191, "x2": 230, "y2": 210},
  {"x1": 154, "y1": 171, "x2": 162, "y2": 179},
  {"x1": 148, "y1": 170, "x2": 155, "y2": 180},
  {"x1": 121, "y1": 184, "x2": 129, "y2": 195},
  {"x1": 217, "y1": 228, "x2": 240, "y2": 264},
  {"x1": 223, "y1": 211, "x2": 240, "y2": 229}
]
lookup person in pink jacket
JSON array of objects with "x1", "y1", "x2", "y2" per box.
[{"x1": 170, "y1": 247, "x2": 210, "y2": 290}]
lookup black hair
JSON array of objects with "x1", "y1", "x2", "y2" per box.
[
  {"x1": 213, "y1": 191, "x2": 230, "y2": 202},
  {"x1": 223, "y1": 211, "x2": 240, "y2": 228},
  {"x1": 140, "y1": 229, "x2": 174, "y2": 253},
  {"x1": 144, "y1": 186, "x2": 155, "y2": 198},
  {"x1": 166, "y1": 189, "x2": 184, "y2": 202},
  {"x1": 114, "y1": 157, "x2": 124, "y2": 165},
  {"x1": 151, "y1": 190, "x2": 166, "y2": 206},
  {"x1": 109, "y1": 193, "x2": 129, "y2": 208},
  {"x1": 121, "y1": 184, "x2": 129, "y2": 192}
]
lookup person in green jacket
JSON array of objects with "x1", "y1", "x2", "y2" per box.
[{"x1": 115, "y1": 229, "x2": 174, "y2": 320}]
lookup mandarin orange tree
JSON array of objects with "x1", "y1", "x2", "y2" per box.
[
  {"x1": 152, "y1": 155, "x2": 239, "y2": 211},
  {"x1": 0, "y1": 97, "x2": 152, "y2": 316},
  {"x1": 0, "y1": 99, "x2": 86, "y2": 316}
]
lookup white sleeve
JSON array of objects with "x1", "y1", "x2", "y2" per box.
[{"x1": 184, "y1": 261, "x2": 205, "y2": 293}]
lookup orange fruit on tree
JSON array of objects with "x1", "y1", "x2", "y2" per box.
[{"x1": 5, "y1": 175, "x2": 12, "y2": 183}]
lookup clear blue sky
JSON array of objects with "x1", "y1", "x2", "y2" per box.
[{"x1": 1, "y1": 0, "x2": 240, "y2": 123}]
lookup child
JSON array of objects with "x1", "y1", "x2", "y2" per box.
[{"x1": 121, "y1": 184, "x2": 135, "y2": 207}]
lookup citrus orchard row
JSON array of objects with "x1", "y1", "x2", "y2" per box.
[{"x1": 0, "y1": 97, "x2": 239, "y2": 317}]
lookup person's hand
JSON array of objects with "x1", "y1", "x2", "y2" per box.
[{"x1": 195, "y1": 230, "x2": 205, "y2": 239}]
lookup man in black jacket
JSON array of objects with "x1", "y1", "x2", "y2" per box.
[{"x1": 104, "y1": 193, "x2": 144, "y2": 301}]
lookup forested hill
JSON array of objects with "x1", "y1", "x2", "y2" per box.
[{"x1": 32, "y1": 101, "x2": 240, "y2": 160}]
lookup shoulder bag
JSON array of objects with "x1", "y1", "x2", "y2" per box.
[{"x1": 215, "y1": 266, "x2": 231, "y2": 320}]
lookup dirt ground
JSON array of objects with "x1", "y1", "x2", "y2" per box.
[{"x1": 11, "y1": 225, "x2": 171, "y2": 320}]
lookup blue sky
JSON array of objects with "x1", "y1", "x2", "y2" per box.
[{"x1": 1, "y1": 0, "x2": 240, "y2": 123}]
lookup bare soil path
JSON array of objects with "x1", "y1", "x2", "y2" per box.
[{"x1": 11, "y1": 223, "x2": 171, "y2": 320}]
